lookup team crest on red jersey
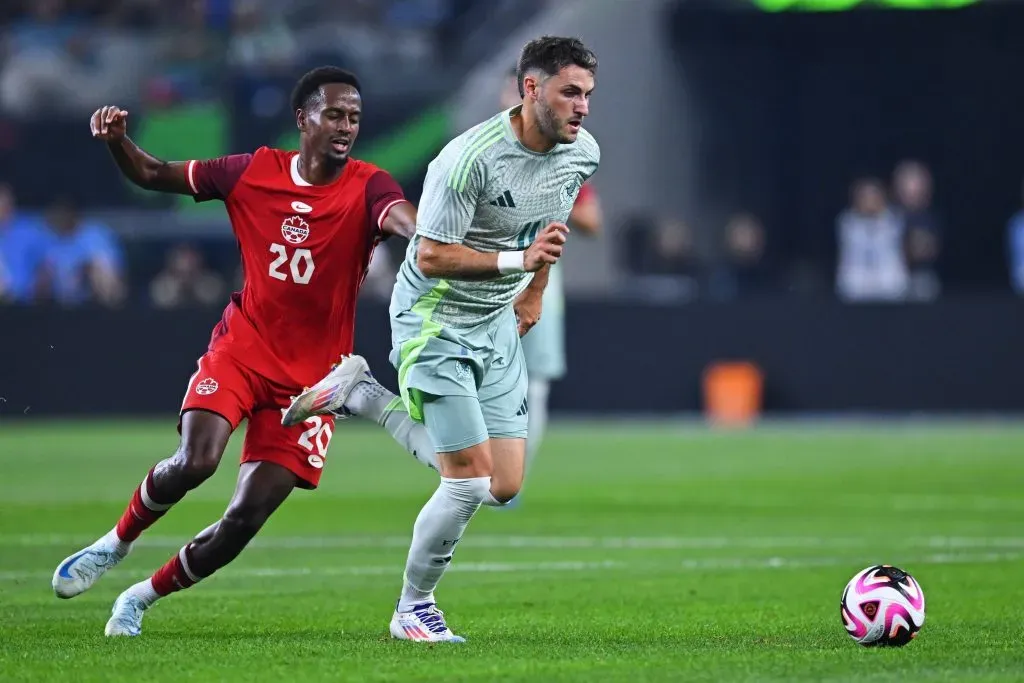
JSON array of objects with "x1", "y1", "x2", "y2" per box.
[{"x1": 281, "y1": 216, "x2": 310, "y2": 244}]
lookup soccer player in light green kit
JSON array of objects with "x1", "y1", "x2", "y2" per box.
[{"x1": 283, "y1": 36, "x2": 600, "y2": 641}]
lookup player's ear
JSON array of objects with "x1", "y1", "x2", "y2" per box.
[
  {"x1": 523, "y1": 74, "x2": 539, "y2": 101},
  {"x1": 296, "y1": 109, "x2": 306, "y2": 131}
]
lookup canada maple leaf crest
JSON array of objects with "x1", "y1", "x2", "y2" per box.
[{"x1": 281, "y1": 215, "x2": 310, "y2": 244}]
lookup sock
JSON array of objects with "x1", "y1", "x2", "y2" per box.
[
  {"x1": 348, "y1": 381, "x2": 440, "y2": 471},
  {"x1": 124, "y1": 578, "x2": 161, "y2": 608},
  {"x1": 150, "y1": 543, "x2": 202, "y2": 598},
  {"x1": 344, "y1": 380, "x2": 397, "y2": 422},
  {"x1": 381, "y1": 401, "x2": 440, "y2": 471},
  {"x1": 100, "y1": 528, "x2": 133, "y2": 557},
  {"x1": 398, "y1": 476, "x2": 490, "y2": 612},
  {"x1": 479, "y1": 487, "x2": 506, "y2": 507},
  {"x1": 114, "y1": 467, "x2": 175, "y2": 543}
]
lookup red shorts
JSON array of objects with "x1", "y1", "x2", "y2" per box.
[{"x1": 179, "y1": 350, "x2": 335, "y2": 489}]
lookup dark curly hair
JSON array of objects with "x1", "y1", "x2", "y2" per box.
[
  {"x1": 516, "y1": 36, "x2": 597, "y2": 97},
  {"x1": 290, "y1": 66, "x2": 361, "y2": 113}
]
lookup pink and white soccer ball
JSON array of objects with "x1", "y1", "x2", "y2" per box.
[{"x1": 840, "y1": 565, "x2": 925, "y2": 647}]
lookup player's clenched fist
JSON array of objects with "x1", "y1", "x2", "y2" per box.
[
  {"x1": 90, "y1": 106, "x2": 128, "y2": 141},
  {"x1": 523, "y1": 222, "x2": 569, "y2": 272}
]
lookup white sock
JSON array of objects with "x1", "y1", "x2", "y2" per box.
[
  {"x1": 343, "y1": 380, "x2": 395, "y2": 421},
  {"x1": 103, "y1": 527, "x2": 132, "y2": 557},
  {"x1": 126, "y1": 578, "x2": 160, "y2": 607},
  {"x1": 347, "y1": 381, "x2": 439, "y2": 471},
  {"x1": 526, "y1": 378, "x2": 550, "y2": 469},
  {"x1": 381, "y1": 403, "x2": 440, "y2": 472},
  {"x1": 398, "y1": 476, "x2": 490, "y2": 612}
]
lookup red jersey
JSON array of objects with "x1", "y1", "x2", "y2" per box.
[
  {"x1": 575, "y1": 181, "x2": 596, "y2": 206},
  {"x1": 186, "y1": 147, "x2": 407, "y2": 388}
]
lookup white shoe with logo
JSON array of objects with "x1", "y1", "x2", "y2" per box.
[
  {"x1": 390, "y1": 602, "x2": 466, "y2": 643},
  {"x1": 281, "y1": 354, "x2": 374, "y2": 427},
  {"x1": 52, "y1": 533, "x2": 132, "y2": 599}
]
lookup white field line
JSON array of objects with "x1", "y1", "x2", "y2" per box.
[
  {"x1": 1, "y1": 551, "x2": 1022, "y2": 583},
  {"x1": 4, "y1": 534, "x2": 1024, "y2": 551}
]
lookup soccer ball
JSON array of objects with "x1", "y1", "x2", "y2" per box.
[{"x1": 840, "y1": 564, "x2": 925, "y2": 647}]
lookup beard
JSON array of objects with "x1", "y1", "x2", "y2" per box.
[{"x1": 536, "y1": 98, "x2": 571, "y2": 144}]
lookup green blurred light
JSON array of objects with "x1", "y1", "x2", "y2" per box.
[{"x1": 751, "y1": 0, "x2": 980, "y2": 11}]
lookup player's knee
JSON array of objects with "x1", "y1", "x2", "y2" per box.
[
  {"x1": 488, "y1": 478, "x2": 521, "y2": 504},
  {"x1": 437, "y1": 440, "x2": 493, "y2": 478},
  {"x1": 441, "y1": 475, "x2": 494, "y2": 507},
  {"x1": 173, "y1": 440, "x2": 223, "y2": 485}
]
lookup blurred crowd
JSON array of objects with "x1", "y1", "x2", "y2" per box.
[
  {"x1": 0, "y1": 0, "x2": 484, "y2": 115},
  {"x1": 0, "y1": 180, "x2": 401, "y2": 308},
  {"x1": 622, "y1": 159, "x2": 1024, "y2": 303},
  {"x1": 6, "y1": 160, "x2": 1024, "y2": 308}
]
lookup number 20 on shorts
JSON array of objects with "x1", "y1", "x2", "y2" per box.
[{"x1": 298, "y1": 416, "x2": 332, "y2": 457}]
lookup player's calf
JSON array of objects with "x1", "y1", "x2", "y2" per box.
[
  {"x1": 116, "y1": 411, "x2": 231, "y2": 542},
  {"x1": 103, "y1": 462, "x2": 296, "y2": 636},
  {"x1": 55, "y1": 411, "x2": 234, "y2": 600}
]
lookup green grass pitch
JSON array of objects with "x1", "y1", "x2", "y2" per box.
[{"x1": 1, "y1": 419, "x2": 1023, "y2": 682}]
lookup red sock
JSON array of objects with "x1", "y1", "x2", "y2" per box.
[
  {"x1": 115, "y1": 468, "x2": 173, "y2": 543},
  {"x1": 150, "y1": 544, "x2": 201, "y2": 597}
]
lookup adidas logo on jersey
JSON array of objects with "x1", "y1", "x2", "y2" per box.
[{"x1": 488, "y1": 190, "x2": 516, "y2": 208}]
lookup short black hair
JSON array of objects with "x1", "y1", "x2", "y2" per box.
[
  {"x1": 291, "y1": 66, "x2": 361, "y2": 113},
  {"x1": 516, "y1": 36, "x2": 597, "y2": 98}
]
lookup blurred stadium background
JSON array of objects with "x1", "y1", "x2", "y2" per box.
[
  {"x1": 3, "y1": 3, "x2": 1024, "y2": 680},
  {"x1": 2, "y1": 0, "x2": 1023, "y2": 419}
]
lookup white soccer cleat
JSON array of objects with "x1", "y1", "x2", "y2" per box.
[
  {"x1": 52, "y1": 535, "x2": 132, "y2": 599},
  {"x1": 390, "y1": 603, "x2": 466, "y2": 643},
  {"x1": 104, "y1": 591, "x2": 148, "y2": 637},
  {"x1": 281, "y1": 354, "x2": 374, "y2": 426}
]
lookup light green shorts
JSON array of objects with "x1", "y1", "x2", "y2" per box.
[{"x1": 389, "y1": 304, "x2": 528, "y2": 452}]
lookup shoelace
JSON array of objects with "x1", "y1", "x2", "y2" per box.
[
  {"x1": 74, "y1": 551, "x2": 114, "y2": 579},
  {"x1": 123, "y1": 597, "x2": 145, "y2": 621},
  {"x1": 415, "y1": 606, "x2": 449, "y2": 635}
]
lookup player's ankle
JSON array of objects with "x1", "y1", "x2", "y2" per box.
[
  {"x1": 398, "y1": 584, "x2": 435, "y2": 612},
  {"x1": 103, "y1": 528, "x2": 133, "y2": 557},
  {"x1": 346, "y1": 381, "x2": 396, "y2": 421},
  {"x1": 127, "y1": 578, "x2": 160, "y2": 608}
]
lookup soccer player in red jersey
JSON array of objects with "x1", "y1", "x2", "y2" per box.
[{"x1": 51, "y1": 67, "x2": 417, "y2": 636}]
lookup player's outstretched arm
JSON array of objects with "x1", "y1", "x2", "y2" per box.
[
  {"x1": 90, "y1": 106, "x2": 191, "y2": 194},
  {"x1": 380, "y1": 201, "x2": 417, "y2": 240},
  {"x1": 417, "y1": 223, "x2": 568, "y2": 282}
]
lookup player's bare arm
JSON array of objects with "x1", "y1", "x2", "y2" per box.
[
  {"x1": 381, "y1": 201, "x2": 417, "y2": 240},
  {"x1": 417, "y1": 222, "x2": 569, "y2": 281},
  {"x1": 514, "y1": 263, "x2": 549, "y2": 337},
  {"x1": 90, "y1": 105, "x2": 191, "y2": 194}
]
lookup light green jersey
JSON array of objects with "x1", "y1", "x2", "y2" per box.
[{"x1": 390, "y1": 105, "x2": 600, "y2": 328}]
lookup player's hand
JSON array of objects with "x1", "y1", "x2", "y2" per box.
[
  {"x1": 90, "y1": 106, "x2": 128, "y2": 142},
  {"x1": 514, "y1": 290, "x2": 542, "y2": 337},
  {"x1": 523, "y1": 222, "x2": 569, "y2": 272}
]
